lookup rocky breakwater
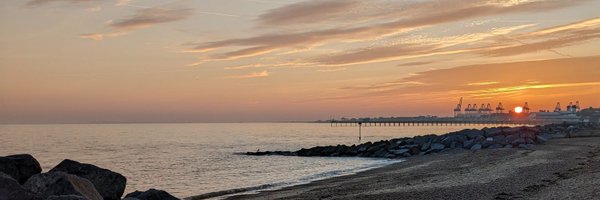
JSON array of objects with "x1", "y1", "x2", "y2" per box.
[
  {"x1": 1, "y1": 155, "x2": 179, "y2": 200},
  {"x1": 247, "y1": 123, "x2": 598, "y2": 159}
]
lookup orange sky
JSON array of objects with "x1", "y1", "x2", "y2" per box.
[{"x1": 0, "y1": 0, "x2": 599, "y2": 123}]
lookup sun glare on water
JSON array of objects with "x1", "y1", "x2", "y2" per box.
[{"x1": 514, "y1": 106, "x2": 523, "y2": 113}]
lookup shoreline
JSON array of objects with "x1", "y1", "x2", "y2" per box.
[
  {"x1": 186, "y1": 158, "x2": 404, "y2": 200},
  {"x1": 223, "y1": 134, "x2": 600, "y2": 199},
  {"x1": 195, "y1": 124, "x2": 600, "y2": 200}
]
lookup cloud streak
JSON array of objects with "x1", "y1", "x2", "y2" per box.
[
  {"x1": 26, "y1": 0, "x2": 99, "y2": 6},
  {"x1": 187, "y1": 0, "x2": 588, "y2": 65},
  {"x1": 257, "y1": 0, "x2": 361, "y2": 26},
  {"x1": 332, "y1": 56, "x2": 600, "y2": 102},
  {"x1": 81, "y1": 6, "x2": 193, "y2": 40},
  {"x1": 227, "y1": 70, "x2": 269, "y2": 79}
]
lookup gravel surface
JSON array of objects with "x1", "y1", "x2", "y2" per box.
[{"x1": 224, "y1": 132, "x2": 600, "y2": 200}]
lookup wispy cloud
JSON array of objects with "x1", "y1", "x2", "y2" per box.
[
  {"x1": 26, "y1": 0, "x2": 99, "y2": 6},
  {"x1": 257, "y1": 0, "x2": 361, "y2": 26},
  {"x1": 81, "y1": 6, "x2": 193, "y2": 40},
  {"x1": 397, "y1": 61, "x2": 435, "y2": 67},
  {"x1": 317, "y1": 68, "x2": 347, "y2": 72},
  {"x1": 227, "y1": 70, "x2": 269, "y2": 79},
  {"x1": 328, "y1": 56, "x2": 600, "y2": 102},
  {"x1": 224, "y1": 64, "x2": 264, "y2": 70},
  {"x1": 482, "y1": 17, "x2": 600, "y2": 57},
  {"x1": 467, "y1": 81, "x2": 500, "y2": 86},
  {"x1": 115, "y1": 0, "x2": 130, "y2": 6},
  {"x1": 187, "y1": 0, "x2": 587, "y2": 65}
]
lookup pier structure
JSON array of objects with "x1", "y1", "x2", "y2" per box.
[
  {"x1": 329, "y1": 118, "x2": 543, "y2": 127},
  {"x1": 328, "y1": 99, "x2": 585, "y2": 127}
]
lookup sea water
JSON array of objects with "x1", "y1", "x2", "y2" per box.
[{"x1": 0, "y1": 123, "x2": 491, "y2": 198}]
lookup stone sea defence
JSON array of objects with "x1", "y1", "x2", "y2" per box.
[
  {"x1": 247, "y1": 123, "x2": 598, "y2": 158},
  {"x1": 0, "y1": 156, "x2": 179, "y2": 200}
]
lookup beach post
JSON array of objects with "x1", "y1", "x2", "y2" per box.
[{"x1": 358, "y1": 122, "x2": 362, "y2": 142}]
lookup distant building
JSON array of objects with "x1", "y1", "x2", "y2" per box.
[{"x1": 529, "y1": 111, "x2": 581, "y2": 123}]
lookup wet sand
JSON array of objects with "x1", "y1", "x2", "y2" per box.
[{"x1": 224, "y1": 132, "x2": 600, "y2": 200}]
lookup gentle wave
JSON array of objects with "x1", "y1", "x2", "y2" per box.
[{"x1": 188, "y1": 158, "x2": 404, "y2": 200}]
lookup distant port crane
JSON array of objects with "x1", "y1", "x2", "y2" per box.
[
  {"x1": 496, "y1": 102, "x2": 505, "y2": 113},
  {"x1": 453, "y1": 97, "x2": 463, "y2": 117}
]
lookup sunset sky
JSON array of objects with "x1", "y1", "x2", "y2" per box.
[{"x1": 1, "y1": 0, "x2": 599, "y2": 123}]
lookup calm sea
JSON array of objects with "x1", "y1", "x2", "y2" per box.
[{"x1": 0, "y1": 123, "x2": 492, "y2": 198}]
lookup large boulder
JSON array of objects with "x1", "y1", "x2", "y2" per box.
[
  {"x1": 483, "y1": 128, "x2": 503, "y2": 137},
  {"x1": 23, "y1": 172, "x2": 102, "y2": 200},
  {"x1": 390, "y1": 149, "x2": 410, "y2": 155},
  {"x1": 49, "y1": 159, "x2": 126, "y2": 200},
  {"x1": 430, "y1": 143, "x2": 445, "y2": 150},
  {"x1": 0, "y1": 172, "x2": 42, "y2": 200},
  {"x1": 46, "y1": 195, "x2": 88, "y2": 200},
  {"x1": 470, "y1": 144, "x2": 482, "y2": 150},
  {"x1": 124, "y1": 189, "x2": 179, "y2": 200},
  {"x1": 461, "y1": 129, "x2": 485, "y2": 139},
  {"x1": 0, "y1": 154, "x2": 42, "y2": 184}
]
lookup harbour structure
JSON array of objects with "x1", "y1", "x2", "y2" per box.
[
  {"x1": 325, "y1": 99, "x2": 586, "y2": 127},
  {"x1": 530, "y1": 101, "x2": 582, "y2": 123}
]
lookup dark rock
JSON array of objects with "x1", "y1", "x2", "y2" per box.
[
  {"x1": 482, "y1": 137, "x2": 496, "y2": 148},
  {"x1": 470, "y1": 144, "x2": 482, "y2": 150},
  {"x1": 474, "y1": 135, "x2": 486, "y2": 143},
  {"x1": 463, "y1": 139, "x2": 475, "y2": 149},
  {"x1": 518, "y1": 144, "x2": 535, "y2": 150},
  {"x1": 536, "y1": 134, "x2": 550, "y2": 144},
  {"x1": 413, "y1": 135, "x2": 436, "y2": 145},
  {"x1": 450, "y1": 141, "x2": 457, "y2": 148},
  {"x1": 0, "y1": 154, "x2": 42, "y2": 184},
  {"x1": 430, "y1": 143, "x2": 445, "y2": 150},
  {"x1": 511, "y1": 138, "x2": 526, "y2": 145},
  {"x1": 504, "y1": 144, "x2": 513, "y2": 148},
  {"x1": 124, "y1": 189, "x2": 179, "y2": 200},
  {"x1": 503, "y1": 127, "x2": 523, "y2": 135},
  {"x1": 441, "y1": 134, "x2": 466, "y2": 147},
  {"x1": 366, "y1": 145, "x2": 381, "y2": 153},
  {"x1": 491, "y1": 135, "x2": 506, "y2": 144},
  {"x1": 525, "y1": 138, "x2": 536, "y2": 144},
  {"x1": 320, "y1": 146, "x2": 338, "y2": 156},
  {"x1": 371, "y1": 148, "x2": 389, "y2": 158},
  {"x1": 423, "y1": 143, "x2": 445, "y2": 155},
  {"x1": 461, "y1": 129, "x2": 485, "y2": 139},
  {"x1": 357, "y1": 142, "x2": 372, "y2": 152},
  {"x1": 483, "y1": 128, "x2": 503, "y2": 137},
  {"x1": 0, "y1": 172, "x2": 42, "y2": 200},
  {"x1": 408, "y1": 146, "x2": 421, "y2": 155},
  {"x1": 23, "y1": 172, "x2": 102, "y2": 200},
  {"x1": 46, "y1": 195, "x2": 88, "y2": 200},
  {"x1": 420, "y1": 142, "x2": 431, "y2": 151},
  {"x1": 519, "y1": 131, "x2": 537, "y2": 140},
  {"x1": 50, "y1": 159, "x2": 126, "y2": 200},
  {"x1": 390, "y1": 149, "x2": 410, "y2": 155},
  {"x1": 400, "y1": 144, "x2": 419, "y2": 149},
  {"x1": 505, "y1": 134, "x2": 520, "y2": 143},
  {"x1": 489, "y1": 144, "x2": 504, "y2": 149}
]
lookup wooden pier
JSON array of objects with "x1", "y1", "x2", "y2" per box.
[{"x1": 329, "y1": 119, "x2": 545, "y2": 127}]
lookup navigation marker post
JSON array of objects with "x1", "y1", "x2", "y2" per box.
[{"x1": 358, "y1": 122, "x2": 362, "y2": 143}]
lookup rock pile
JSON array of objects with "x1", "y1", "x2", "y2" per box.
[
  {"x1": 247, "y1": 123, "x2": 596, "y2": 159},
  {"x1": 0, "y1": 155, "x2": 180, "y2": 200}
]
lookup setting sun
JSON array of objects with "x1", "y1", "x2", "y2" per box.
[{"x1": 514, "y1": 106, "x2": 524, "y2": 113}]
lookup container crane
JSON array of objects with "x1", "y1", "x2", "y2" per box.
[
  {"x1": 496, "y1": 102, "x2": 505, "y2": 113},
  {"x1": 453, "y1": 97, "x2": 463, "y2": 117},
  {"x1": 554, "y1": 102, "x2": 561, "y2": 112}
]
